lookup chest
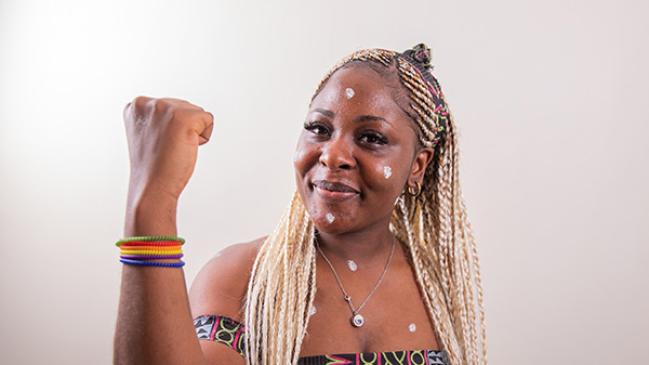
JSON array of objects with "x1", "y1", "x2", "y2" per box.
[{"x1": 298, "y1": 252, "x2": 440, "y2": 357}]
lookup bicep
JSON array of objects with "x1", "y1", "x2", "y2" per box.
[
  {"x1": 188, "y1": 245, "x2": 249, "y2": 320},
  {"x1": 188, "y1": 240, "x2": 261, "y2": 364}
]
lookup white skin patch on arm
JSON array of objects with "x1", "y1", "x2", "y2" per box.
[
  {"x1": 345, "y1": 87, "x2": 355, "y2": 99},
  {"x1": 325, "y1": 213, "x2": 335, "y2": 223},
  {"x1": 383, "y1": 166, "x2": 392, "y2": 179}
]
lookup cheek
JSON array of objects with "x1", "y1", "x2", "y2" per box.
[
  {"x1": 383, "y1": 165, "x2": 393, "y2": 179},
  {"x1": 293, "y1": 140, "x2": 319, "y2": 179},
  {"x1": 362, "y1": 158, "x2": 408, "y2": 199},
  {"x1": 293, "y1": 148, "x2": 306, "y2": 166}
]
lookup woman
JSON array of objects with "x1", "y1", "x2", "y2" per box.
[{"x1": 114, "y1": 44, "x2": 487, "y2": 365}]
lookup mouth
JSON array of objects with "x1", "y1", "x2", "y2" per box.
[{"x1": 311, "y1": 180, "x2": 360, "y2": 201}]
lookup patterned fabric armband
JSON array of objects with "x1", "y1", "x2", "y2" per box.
[{"x1": 193, "y1": 314, "x2": 247, "y2": 357}]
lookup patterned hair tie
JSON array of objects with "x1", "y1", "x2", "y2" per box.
[
  {"x1": 402, "y1": 43, "x2": 433, "y2": 71},
  {"x1": 398, "y1": 43, "x2": 450, "y2": 146}
]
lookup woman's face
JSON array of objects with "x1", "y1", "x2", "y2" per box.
[{"x1": 294, "y1": 64, "x2": 433, "y2": 234}]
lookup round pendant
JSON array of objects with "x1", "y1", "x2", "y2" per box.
[{"x1": 351, "y1": 313, "x2": 365, "y2": 327}]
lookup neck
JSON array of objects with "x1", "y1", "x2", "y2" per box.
[{"x1": 314, "y1": 217, "x2": 395, "y2": 265}]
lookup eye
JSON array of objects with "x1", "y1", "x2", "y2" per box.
[
  {"x1": 359, "y1": 131, "x2": 388, "y2": 145},
  {"x1": 304, "y1": 121, "x2": 330, "y2": 136}
]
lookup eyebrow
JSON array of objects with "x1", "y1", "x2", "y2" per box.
[{"x1": 312, "y1": 108, "x2": 389, "y2": 124}]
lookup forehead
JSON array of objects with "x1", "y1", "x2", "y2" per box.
[{"x1": 310, "y1": 65, "x2": 408, "y2": 121}]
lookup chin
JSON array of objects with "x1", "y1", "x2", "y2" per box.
[
  {"x1": 296, "y1": 183, "x2": 364, "y2": 234},
  {"x1": 312, "y1": 221, "x2": 354, "y2": 236},
  {"x1": 307, "y1": 208, "x2": 358, "y2": 235}
]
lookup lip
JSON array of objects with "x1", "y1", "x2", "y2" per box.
[{"x1": 311, "y1": 179, "x2": 360, "y2": 201}]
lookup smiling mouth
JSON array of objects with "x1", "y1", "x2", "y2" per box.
[{"x1": 311, "y1": 180, "x2": 360, "y2": 201}]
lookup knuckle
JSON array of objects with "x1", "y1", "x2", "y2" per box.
[
  {"x1": 132, "y1": 95, "x2": 150, "y2": 110},
  {"x1": 175, "y1": 98, "x2": 203, "y2": 112},
  {"x1": 196, "y1": 110, "x2": 212, "y2": 124},
  {"x1": 169, "y1": 108, "x2": 206, "y2": 129},
  {"x1": 168, "y1": 107, "x2": 186, "y2": 125},
  {"x1": 151, "y1": 98, "x2": 173, "y2": 117},
  {"x1": 204, "y1": 111, "x2": 214, "y2": 124}
]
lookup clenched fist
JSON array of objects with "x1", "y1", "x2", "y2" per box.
[{"x1": 123, "y1": 96, "x2": 214, "y2": 208}]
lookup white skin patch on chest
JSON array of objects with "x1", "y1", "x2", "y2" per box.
[
  {"x1": 325, "y1": 213, "x2": 335, "y2": 223},
  {"x1": 344, "y1": 87, "x2": 355, "y2": 99}
]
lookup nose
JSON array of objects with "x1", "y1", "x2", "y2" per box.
[{"x1": 319, "y1": 134, "x2": 356, "y2": 170}]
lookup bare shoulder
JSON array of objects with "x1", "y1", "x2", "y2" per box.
[{"x1": 188, "y1": 235, "x2": 266, "y2": 322}]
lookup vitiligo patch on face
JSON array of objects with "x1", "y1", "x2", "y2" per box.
[
  {"x1": 325, "y1": 213, "x2": 335, "y2": 223},
  {"x1": 345, "y1": 87, "x2": 355, "y2": 99},
  {"x1": 383, "y1": 166, "x2": 392, "y2": 179}
]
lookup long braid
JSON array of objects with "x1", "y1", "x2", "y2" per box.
[
  {"x1": 243, "y1": 45, "x2": 488, "y2": 365},
  {"x1": 449, "y1": 124, "x2": 472, "y2": 362},
  {"x1": 397, "y1": 46, "x2": 487, "y2": 363},
  {"x1": 395, "y1": 196, "x2": 462, "y2": 365},
  {"x1": 451, "y1": 119, "x2": 478, "y2": 364},
  {"x1": 461, "y1": 195, "x2": 488, "y2": 364},
  {"x1": 244, "y1": 192, "x2": 317, "y2": 365}
]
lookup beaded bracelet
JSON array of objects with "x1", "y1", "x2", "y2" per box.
[
  {"x1": 120, "y1": 246, "x2": 183, "y2": 251},
  {"x1": 119, "y1": 241, "x2": 183, "y2": 247},
  {"x1": 120, "y1": 258, "x2": 185, "y2": 268},
  {"x1": 121, "y1": 254, "x2": 184, "y2": 260},
  {"x1": 116, "y1": 235, "x2": 186, "y2": 268},
  {"x1": 115, "y1": 236, "x2": 186, "y2": 246}
]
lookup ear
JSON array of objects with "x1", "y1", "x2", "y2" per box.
[{"x1": 408, "y1": 147, "x2": 435, "y2": 186}]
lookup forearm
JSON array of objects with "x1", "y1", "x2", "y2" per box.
[{"x1": 113, "y1": 195, "x2": 206, "y2": 365}]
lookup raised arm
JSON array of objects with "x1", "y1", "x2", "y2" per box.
[
  {"x1": 113, "y1": 96, "x2": 213, "y2": 365},
  {"x1": 188, "y1": 237, "x2": 264, "y2": 363}
]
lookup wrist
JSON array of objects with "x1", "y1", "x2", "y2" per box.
[{"x1": 124, "y1": 193, "x2": 178, "y2": 237}]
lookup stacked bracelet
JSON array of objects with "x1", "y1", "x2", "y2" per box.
[{"x1": 115, "y1": 235, "x2": 186, "y2": 268}]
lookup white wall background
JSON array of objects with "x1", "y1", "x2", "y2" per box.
[{"x1": 1, "y1": 0, "x2": 647, "y2": 363}]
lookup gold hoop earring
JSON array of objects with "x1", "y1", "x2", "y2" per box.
[{"x1": 407, "y1": 181, "x2": 422, "y2": 196}]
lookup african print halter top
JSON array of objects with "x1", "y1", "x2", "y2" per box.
[{"x1": 194, "y1": 314, "x2": 450, "y2": 365}]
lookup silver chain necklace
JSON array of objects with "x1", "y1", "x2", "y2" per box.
[{"x1": 315, "y1": 236, "x2": 396, "y2": 328}]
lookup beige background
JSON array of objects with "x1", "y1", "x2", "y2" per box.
[{"x1": 1, "y1": 0, "x2": 647, "y2": 364}]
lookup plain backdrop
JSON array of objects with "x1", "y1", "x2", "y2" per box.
[{"x1": 1, "y1": 0, "x2": 647, "y2": 364}]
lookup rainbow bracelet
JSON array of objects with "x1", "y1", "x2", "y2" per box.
[{"x1": 116, "y1": 235, "x2": 185, "y2": 268}]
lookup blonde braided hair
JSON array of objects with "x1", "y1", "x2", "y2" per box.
[{"x1": 244, "y1": 45, "x2": 487, "y2": 365}]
